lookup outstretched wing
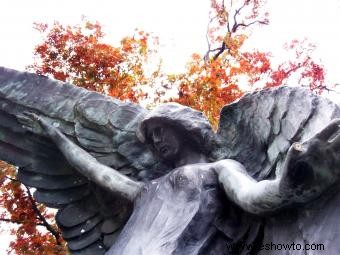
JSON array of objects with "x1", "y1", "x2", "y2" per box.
[
  {"x1": 215, "y1": 86, "x2": 340, "y2": 180},
  {"x1": 214, "y1": 86, "x2": 340, "y2": 254},
  {"x1": 0, "y1": 67, "x2": 170, "y2": 254}
]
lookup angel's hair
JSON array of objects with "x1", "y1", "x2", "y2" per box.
[{"x1": 136, "y1": 103, "x2": 215, "y2": 154}]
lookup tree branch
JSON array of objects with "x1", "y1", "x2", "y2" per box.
[
  {"x1": 233, "y1": 19, "x2": 268, "y2": 32},
  {"x1": 24, "y1": 184, "x2": 62, "y2": 245},
  {"x1": 301, "y1": 84, "x2": 340, "y2": 94},
  {"x1": 231, "y1": 1, "x2": 248, "y2": 32},
  {"x1": 0, "y1": 218, "x2": 26, "y2": 224},
  {"x1": 204, "y1": 16, "x2": 217, "y2": 61},
  {"x1": 213, "y1": 42, "x2": 227, "y2": 60},
  {"x1": 205, "y1": 0, "x2": 269, "y2": 62},
  {"x1": 4, "y1": 174, "x2": 62, "y2": 244},
  {"x1": 4, "y1": 175, "x2": 19, "y2": 182},
  {"x1": 0, "y1": 217, "x2": 49, "y2": 227}
]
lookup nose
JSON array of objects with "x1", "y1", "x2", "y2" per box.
[{"x1": 152, "y1": 131, "x2": 162, "y2": 144}]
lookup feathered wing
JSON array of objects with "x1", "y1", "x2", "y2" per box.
[
  {"x1": 214, "y1": 86, "x2": 340, "y2": 254},
  {"x1": 0, "y1": 67, "x2": 169, "y2": 254},
  {"x1": 215, "y1": 86, "x2": 340, "y2": 179}
]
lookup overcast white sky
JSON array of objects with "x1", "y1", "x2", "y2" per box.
[
  {"x1": 1, "y1": 0, "x2": 340, "y2": 81},
  {"x1": 0, "y1": 0, "x2": 340, "y2": 252},
  {"x1": 0, "y1": 0, "x2": 210, "y2": 72}
]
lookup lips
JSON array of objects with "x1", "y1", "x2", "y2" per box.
[{"x1": 160, "y1": 145, "x2": 169, "y2": 154}]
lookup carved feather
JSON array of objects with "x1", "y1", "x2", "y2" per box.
[
  {"x1": 0, "y1": 67, "x2": 170, "y2": 254},
  {"x1": 215, "y1": 86, "x2": 340, "y2": 254}
]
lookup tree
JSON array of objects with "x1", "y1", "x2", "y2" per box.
[
  {"x1": 0, "y1": 161, "x2": 67, "y2": 254},
  {"x1": 167, "y1": 0, "x2": 327, "y2": 125},
  {"x1": 0, "y1": 1, "x2": 331, "y2": 253},
  {"x1": 29, "y1": 18, "x2": 160, "y2": 102}
]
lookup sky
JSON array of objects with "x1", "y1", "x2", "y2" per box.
[
  {"x1": 0, "y1": 0, "x2": 210, "y2": 72},
  {"x1": 1, "y1": 0, "x2": 340, "y2": 81},
  {"x1": 0, "y1": 0, "x2": 340, "y2": 252}
]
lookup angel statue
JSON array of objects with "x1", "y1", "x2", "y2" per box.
[{"x1": 0, "y1": 66, "x2": 339, "y2": 255}]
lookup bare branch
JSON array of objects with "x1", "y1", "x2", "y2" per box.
[
  {"x1": 205, "y1": 40, "x2": 231, "y2": 61},
  {"x1": 4, "y1": 175, "x2": 19, "y2": 182},
  {"x1": 221, "y1": 0, "x2": 231, "y2": 32},
  {"x1": 0, "y1": 218, "x2": 25, "y2": 224},
  {"x1": 0, "y1": 218, "x2": 48, "y2": 227},
  {"x1": 24, "y1": 184, "x2": 62, "y2": 244},
  {"x1": 302, "y1": 84, "x2": 340, "y2": 94},
  {"x1": 232, "y1": 1, "x2": 248, "y2": 32},
  {"x1": 3, "y1": 175, "x2": 62, "y2": 244},
  {"x1": 204, "y1": 0, "x2": 269, "y2": 61},
  {"x1": 233, "y1": 19, "x2": 268, "y2": 32},
  {"x1": 213, "y1": 42, "x2": 227, "y2": 60},
  {"x1": 204, "y1": 16, "x2": 217, "y2": 61}
]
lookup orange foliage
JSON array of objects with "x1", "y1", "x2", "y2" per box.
[
  {"x1": 0, "y1": 161, "x2": 66, "y2": 254},
  {"x1": 168, "y1": 1, "x2": 326, "y2": 126},
  {"x1": 29, "y1": 18, "x2": 159, "y2": 102},
  {"x1": 169, "y1": 56, "x2": 244, "y2": 125}
]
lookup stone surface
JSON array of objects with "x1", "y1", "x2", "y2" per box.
[{"x1": 0, "y1": 67, "x2": 168, "y2": 254}]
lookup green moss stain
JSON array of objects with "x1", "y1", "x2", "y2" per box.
[{"x1": 0, "y1": 130, "x2": 5, "y2": 141}]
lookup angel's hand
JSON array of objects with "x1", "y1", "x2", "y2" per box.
[
  {"x1": 280, "y1": 118, "x2": 340, "y2": 202},
  {"x1": 17, "y1": 112, "x2": 44, "y2": 134},
  {"x1": 17, "y1": 112, "x2": 57, "y2": 136}
]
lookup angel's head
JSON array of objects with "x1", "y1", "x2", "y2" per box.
[{"x1": 136, "y1": 103, "x2": 214, "y2": 164}]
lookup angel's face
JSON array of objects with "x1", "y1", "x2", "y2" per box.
[{"x1": 147, "y1": 122, "x2": 182, "y2": 162}]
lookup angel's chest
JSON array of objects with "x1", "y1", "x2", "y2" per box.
[{"x1": 107, "y1": 167, "x2": 223, "y2": 255}]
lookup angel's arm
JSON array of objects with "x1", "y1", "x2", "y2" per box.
[
  {"x1": 22, "y1": 113, "x2": 142, "y2": 201},
  {"x1": 215, "y1": 119, "x2": 340, "y2": 215},
  {"x1": 214, "y1": 159, "x2": 283, "y2": 214}
]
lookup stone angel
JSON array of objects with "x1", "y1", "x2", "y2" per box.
[{"x1": 0, "y1": 67, "x2": 339, "y2": 255}]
